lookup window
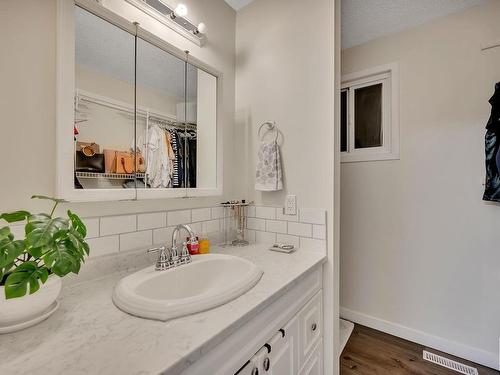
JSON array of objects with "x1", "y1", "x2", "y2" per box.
[{"x1": 341, "y1": 63, "x2": 399, "y2": 162}]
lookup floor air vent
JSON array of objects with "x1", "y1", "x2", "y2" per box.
[{"x1": 423, "y1": 350, "x2": 478, "y2": 375}]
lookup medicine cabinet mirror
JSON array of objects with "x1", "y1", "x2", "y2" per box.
[{"x1": 59, "y1": 2, "x2": 220, "y2": 201}]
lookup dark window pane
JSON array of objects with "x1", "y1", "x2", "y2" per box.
[
  {"x1": 341, "y1": 90, "x2": 348, "y2": 152},
  {"x1": 354, "y1": 83, "x2": 382, "y2": 149}
]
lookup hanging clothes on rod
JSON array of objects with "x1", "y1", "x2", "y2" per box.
[
  {"x1": 141, "y1": 123, "x2": 171, "y2": 188},
  {"x1": 146, "y1": 120, "x2": 197, "y2": 188},
  {"x1": 137, "y1": 116, "x2": 197, "y2": 189}
]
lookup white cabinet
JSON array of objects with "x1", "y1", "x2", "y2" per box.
[
  {"x1": 237, "y1": 290, "x2": 323, "y2": 375},
  {"x1": 186, "y1": 266, "x2": 323, "y2": 375},
  {"x1": 266, "y1": 316, "x2": 299, "y2": 374},
  {"x1": 298, "y1": 291, "x2": 322, "y2": 369}
]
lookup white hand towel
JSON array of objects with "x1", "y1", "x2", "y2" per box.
[{"x1": 255, "y1": 140, "x2": 283, "y2": 191}]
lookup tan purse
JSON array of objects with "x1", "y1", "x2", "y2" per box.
[
  {"x1": 104, "y1": 149, "x2": 118, "y2": 173},
  {"x1": 115, "y1": 152, "x2": 146, "y2": 174}
]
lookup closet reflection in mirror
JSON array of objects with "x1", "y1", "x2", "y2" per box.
[
  {"x1": 74, "y1": 6, "x2": 136, "y2": 190},
  {"x1": 73, "y1": 6, "x2": 218, "y2": 194},
  {"x1": 135, "y1": 37, "x2": 187, "y2": 191}
]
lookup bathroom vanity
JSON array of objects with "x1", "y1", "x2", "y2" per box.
[{"x1": 0, "y1": 245, "x2": 325, "y2": 375}]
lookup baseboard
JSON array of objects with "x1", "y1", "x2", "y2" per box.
[{"x1": 340, "y1": 307, "x2": 499, "y2": 370}]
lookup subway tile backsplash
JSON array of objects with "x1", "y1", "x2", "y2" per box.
[
  {"x1": 100, "y1": 215, "x2": 136, "y2": 236},
  {"x1": 255, "y1": 206, "x2": 276, "y2": 220},
  {"x1": 137, "y1": 212, "x2": 167, "y2": 231},
  {"x1": 167, "y1": 210, "x2": 191, "y2": 226},
  {"x1": 288, "y1": 222, "x2": 313, "y2": 238},
  {"x1": 81, "y1": 205, "x2": 327, "y2": 259},
  {"x1": 191, "y1": 208, "x2": 211, "y2": 222}
]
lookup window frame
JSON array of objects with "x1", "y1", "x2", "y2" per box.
[{"x1": 341, "y1": 62, "x2": 400, "y2": 163}]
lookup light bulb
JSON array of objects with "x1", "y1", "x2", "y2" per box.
[
  {"x1": 174, "y1": 4, "x2": 188, "y2": 17},
  {"x1": 197, "y1": 22, "x2": 207, "y2": 34}
]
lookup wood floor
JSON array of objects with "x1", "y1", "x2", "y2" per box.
[{"x1": 340, "y1": 324, "x2": 499, "y2": 375}]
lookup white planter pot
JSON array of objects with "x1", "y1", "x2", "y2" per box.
[{"x1": 0, "y1": 275, "x2": 61, "y2": 333}]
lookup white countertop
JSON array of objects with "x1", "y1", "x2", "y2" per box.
[{"x1": 0, "y1": 244, "x2": 326, "y2": 375}]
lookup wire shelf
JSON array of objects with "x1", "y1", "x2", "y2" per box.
[{"x1": 75, "y1": 172, "x2": 147, "y2": 180}]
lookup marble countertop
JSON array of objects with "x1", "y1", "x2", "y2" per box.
[{"x1": 0, "y1": 244, "x2": 326, "y2": 375}]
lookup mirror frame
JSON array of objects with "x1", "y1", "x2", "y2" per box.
[{"x1": 56, "y1": 0, "x2": 223, "y2": 202}]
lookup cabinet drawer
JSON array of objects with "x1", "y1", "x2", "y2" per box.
[{"x1": 298, "y1": 290, "x2": 322, "y2": 369}]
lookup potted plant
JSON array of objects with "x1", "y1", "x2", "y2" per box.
[{"x1": 0, "y1": 196, "x2": 90, "y2": 333}]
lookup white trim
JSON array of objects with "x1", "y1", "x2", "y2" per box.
[
  {"x1": 57, "y1": 0, "x2": 223, "y2": 202},
  {"x1": 341, "y1": 62, "x2": 400, "y2": 163},
  {"x1": 340, "y1": 307, "x2": 499, "y2": 371},
  {"x1": 56, "y1": 0, "x2": 77, "y2": 201}
]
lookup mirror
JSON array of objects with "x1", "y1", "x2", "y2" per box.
[
  {"x1": 136, "y1": 37, "x2": 187, "y2": 192},
  {"x1": 74, "y1": 6, "x2": 137, "y2": 190},
  {"x1": 188, "y1": 64, "x2": 218, "y2": 190},
  {"x1": 73, "y1": 6, "x2": 218, "y2": 197}
]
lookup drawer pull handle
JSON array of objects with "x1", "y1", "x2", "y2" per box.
[
  {"x1": 311, "y1": 323, "x2": 317, "y2": 332},
  {"x1": 263, "y1": 357, "x2": 270, "y2": 371},
  {"x1": 251, "y1": 367, "x2": 259, "y2": 375}
]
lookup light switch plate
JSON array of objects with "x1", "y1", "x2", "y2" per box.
[{"x1": 285, "y1": 195, "x2": 297, "y2": 215}]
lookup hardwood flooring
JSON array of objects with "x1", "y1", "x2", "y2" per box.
[{"x1": 340, "y1": 324, "x2": 499, "y2": 375}]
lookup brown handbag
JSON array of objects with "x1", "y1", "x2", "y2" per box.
[
  {"x1": 76, "y1": 142, "x2": 100, "y2": 157},
  {"x1": 115, "y1": 152, "x2": 146, "y2": 174}
]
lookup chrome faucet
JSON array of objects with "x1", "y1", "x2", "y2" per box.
[
  {"x1": 147, "y1": 224, "x2": 196, "y2": 271},
  {"x1": 171, "y1": 224, "x2": 196, "y2": 265}
]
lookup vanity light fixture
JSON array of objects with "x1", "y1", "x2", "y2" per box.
[
  {"x1": 174, "y1": 4, "x2": 188, "y2": 17},
  {"x1": 194, "y1": 22, "x2": 207, "y2": 35},
  {"x1": 125, "y1": 0, "x2": 206, "y2": 46}
]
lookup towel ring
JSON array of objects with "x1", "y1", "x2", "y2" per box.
[{"x1": 258, "y1": 121, "x2": 279, "y2": 142}]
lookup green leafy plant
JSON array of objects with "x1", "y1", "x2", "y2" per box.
[{"x1": 0, "y1": 196, "x2": 90, "y2": 299}]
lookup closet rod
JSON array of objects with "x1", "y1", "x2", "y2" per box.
[
  {"x1": 481, "y1": 41, "x2": 500, "y2": 51},
  {"x1": 149, "y1": 117, "x2": 197, "y2": 131}
]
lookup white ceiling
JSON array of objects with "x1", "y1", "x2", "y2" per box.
[
  {"x1": 342, "y1": 0, "x2": 487, "y2": 49},
  {"x1": 224, "y1": 0, "x2": 254, "y2": 11},
  {"x1": 76, "y1": 6, "x2": 197, "y2": 101}
]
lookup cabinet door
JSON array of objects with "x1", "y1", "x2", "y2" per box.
[
  {"x1": 299, "y1": 291, "x2": 322, "y2": 368},
  {"x1": 299, "y1": 339, "x2": 323, "y2": 375},
  {"x1": 267, "y1": 316, "x2": 299, "y2": 375}
]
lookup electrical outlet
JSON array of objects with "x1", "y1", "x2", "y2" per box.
[{"x1": 285, "y1": 195, "x2": 297, "y2": 215}]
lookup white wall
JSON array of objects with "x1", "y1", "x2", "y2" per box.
[
  {"x1": 235, "y1": 0, "x2": 335, "y2": 210},
  {"x1": 76, "y1": 65, "x2": 180, "y2": 152},
  {"x1": 235, "y1": 0, "x2": 338, "y2": 373},
  {"x1": 196, "y1": 69, "x2": 218, "y2": 189},
  {"x1": 0, "y1": 0, "x2": 235, "y2": 217},
  {"x1": 340, "y1": 0, "x2": 500, "y2": 369}
]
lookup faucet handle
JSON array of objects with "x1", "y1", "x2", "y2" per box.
[
  {"x1": 146, "y1": 246, "x2": 162, "y2": 254},
  {"x1": 147, "y1": 246, "x2": 172, "y2": 271},
  {"x1": 170, "y1": 245, "x2": 180, "y2": 266},
  {"x1": 179, "y1": 242, "x2": 192, "y2": 264}
]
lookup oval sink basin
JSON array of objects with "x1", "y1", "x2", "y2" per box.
[{"x1": 112, "y1": 254, "x2": 263, "y2": 321}]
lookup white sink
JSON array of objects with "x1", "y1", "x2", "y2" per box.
[{"x1": 112, "y1": 254, "x2": 263, "y2": 321}]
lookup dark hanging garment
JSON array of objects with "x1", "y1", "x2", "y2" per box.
[
  {"x1": 176, "y1": 131, "x2": 185, "y2": 188},
  {"x1": 188, "y1": 137, "x2": 197, "y2": 188},
  {"x1": 483, "y1": 82, "x2": 500, "y2": 202},
  {"x1": 170, "y1": 130, "x2": 185, "y2": 188}
]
